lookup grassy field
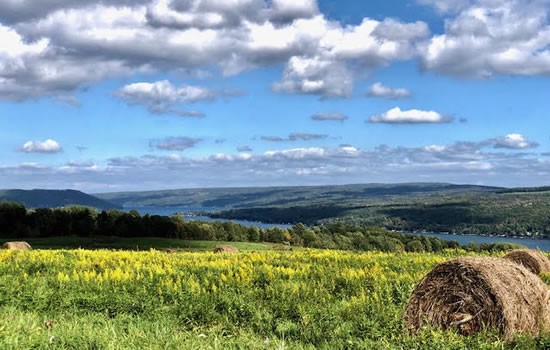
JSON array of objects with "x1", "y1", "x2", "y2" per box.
[
  {"x1": 21, "y1": 236, "x2": 291, "y2": 252},
  {"x1": 1, "y1": 248, "x2": 550, "y2": 349}
]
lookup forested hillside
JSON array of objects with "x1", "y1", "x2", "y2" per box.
[
  {"x1": 0, "y1": 202, "x2": 518, "y2": 253},
  {"x1": 213, "y1": 190, "x2": 550, "y2": 237},
  {"x1": 97, "y1": 183, "x2": 501, "y2": 208},
  {"x1": 0, "y1": 189, "x2": 120, "y2": 210}
]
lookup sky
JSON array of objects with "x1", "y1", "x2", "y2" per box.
[{"x1": 1, "y1": 0, "x2": 550, "y2": 192}]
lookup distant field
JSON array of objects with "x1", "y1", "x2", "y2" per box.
[
  {"x1": 2, "y1": 249, "x2": 549, "y2": 349},
  {"x1": 22, "y1": 236, "x2": 291, "y2": 252}
]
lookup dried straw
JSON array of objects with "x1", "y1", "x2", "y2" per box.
[
  {"x1": 213, "y1": 245, "x2": 239, "y2": 253},
  {"x1": 504, "y1": 249, "x2": 550, "y2": 275},
  {"x1": 1, "y1": 241, "x2": 32, "y2": 250},
  {"x1": 404, "y1": 257, "x2": 550, "y2": 339}
]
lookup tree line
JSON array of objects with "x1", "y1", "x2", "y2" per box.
[{"x1": 0, "y1": 202, "x2": 520, "y2": 253}]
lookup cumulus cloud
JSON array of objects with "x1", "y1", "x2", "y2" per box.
[
  {"x1": 494, "y1": 134, "x2": 539, "y2": 149},
  {"x1": 264, "y1": 147, "x2": 326, "y2": 159},
  {"x1": 99, "y1": 139, "x2": 549, "y2": 190},
  {"x1": 421, "y1": 0, "x2": 550, "y2": 77},
  {"x1": 149, "y1": 136, "x2": 202, "y2": 151},
  {"x1": 145, "y1": 0, "x2": 262, "y2": 29},
  {"x1": 368, "y1": 107, "x2": 453, "y2": 124},
  {"x1": 261, "y1": 133, "x2": 328, "y2": 142},
  {"x1": 270, "y1": 0, "x2": 319, "y2": 23},
  {"x1": 2, "y1": 0, "x2": 546, "y2": 104},
  {"x1": 0, "y1": 1, "x2": 431, "y2": 102},
  {"x1": 2, "y1": 134, "x2": 549, "y2": 191},
  {"x1": 417, "y1": 134, "x2": 540, "y2": 154},
  {"x1": 367, "y1": 82, "x2": 411, "y2": 99},
  {"x1": 273, "y1": 56, "x2": 354, "y2": 98},
  {"x1": 18, "y1": 139, "x2": 62, "y2": 153},
  {"x1": 0, "y1": 0, "x2": 149, "y2": 24},
  {"x1": 417, "y1": 0, "x2": 471, "y2": 14},
  {"x1": 58, "y1": 161, "x2": 99, "y2": 174},
  {"x1": 116, "y1": 80, "x2": 216, "y2": 116},
  {"x1": 311, "y1": 112, "x2": 348, "y2": 122}
]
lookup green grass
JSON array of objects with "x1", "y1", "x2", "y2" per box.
[
  {"x1": 21, "y1": 236, "x2": 293, "y2": 251},
  {"x1": 0, "y1": 307, "x2": 303, "y2": 350},
  {"x1": 1, "y1": 249, "x2": 549, "y2": 349}
]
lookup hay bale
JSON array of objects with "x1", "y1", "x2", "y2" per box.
[
  {"x1": 504, "y1": 249, "x2": 550, "y2": 275},
  {"x1": 404, "y1": 257, "x2": 550, "y2": 339},
  {"x1": 213, "y1": 245, "x2": 239, "y2": 253},
  {"x1": 1, "y1": 241, "x2": 32, "y2": 250}
]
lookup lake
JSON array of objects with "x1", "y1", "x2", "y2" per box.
[
  {"x1": 402, "y1": 231, "x2": 550, "y2": 251},
  {"x1": 127, "y1": 206, "x2": 550, "y2": 251},
  {"x1": 127, "y1": 206, "x2": 292, "y2": 229}
]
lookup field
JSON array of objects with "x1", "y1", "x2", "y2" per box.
[
  {"x1": 20, "y1": 236, "x2": 289, "y2": 252},
  {"x1": 2, "y1": 249, "x2": 550, "y2": 349}
]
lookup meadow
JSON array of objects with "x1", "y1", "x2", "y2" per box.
[{"x1": 1, "y1": 248, "x2": 550, "y2": 349}]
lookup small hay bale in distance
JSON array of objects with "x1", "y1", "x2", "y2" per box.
[
  {"x1": 503, "y1": 249, "x2": 550, "y2": 275},
  {"x1": 404, "y1": 257, "x2": 550, "y2": 340},
  {"x1": 213, "y1": 245, "x2": 239, "y2": 253},
  {"x1": 1, "y1": 241, "x2": 32, "y2": 250}
]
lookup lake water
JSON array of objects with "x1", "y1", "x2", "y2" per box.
[
  {"x1": 402, "y1": 231, "x2": 550, "y2": 251},
  {"x1": 127, "y1": 206, "x2": 550, "y2": 250},
  {"x1": 127, "y1": 206, "x2": 292, "y2": 229}
]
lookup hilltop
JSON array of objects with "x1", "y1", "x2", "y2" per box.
[{"x1": 0, "y1": 189, "x2": 121, "y2": 210}]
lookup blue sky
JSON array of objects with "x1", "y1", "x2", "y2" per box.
[{"x1": 1, "y1": 0, "x2": 550, "y2": 192}]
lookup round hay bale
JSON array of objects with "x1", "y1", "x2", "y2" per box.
[
  {"x1": 504, "y1": 249, "x2": 550, "y2": 275},
  {"x1": 213, "y1": 245, "x2": 239, "y2": 254},
  {"x1": 404, "y1": 257, "x2": 550, "y2": 339},
  {"x1": 1, "y1": 241, "x2": 32, "y2": 250}
]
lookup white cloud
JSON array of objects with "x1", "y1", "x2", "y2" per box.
[
  {"x1": 0, "y1": 0, "x2": 149, "y2": 24},
  {"x1": 368, "y1": 107, "x2": 453, "y2": 124},
  {"x1": 264, "y1": 147, "x2": 327, "y2": 159},
  {"x1": 58, "y1": 161, "x2": 99, "y2": 174},
  {"x1": 3, "y1": 0, "x2": 547, "y2": 102},
  {"x1": 116, "y1": 80, "x2": 216, "y2": 116},
  {"x1": 424, "y1": 145, "x2": 447, "y2": 152},
  {"x1": 0, "y1": 1, "x2": 431, "y2": 101},
  {"x1": 210, "y1": 153, "x2": 253, "y2": 161},
  {"x1": 3, "y1": 136, "x2": 549, "y2": 190},
  {"x1": 494, "y1": 134, "x2": 539, "y2": 149},
  {"x1": 118, "y1": 80, "x2": 213, "y2": 103},
  {"x1": 417, "y1": 0, "x2": 471, "y2": 14},
  {"x1": 273, "y1": 56, "x2": 354, "y2": 98},
  {"x1": 19, "y1": 139, "x2": 62, "y2": 153},
  {"x1": 421, "y1": 0, "x2": 550, "y2": 77},
  {"x1": 146, "y1": 0, "x2": 270, "y2": 30},
  {"x1": 270, "y1": 0, "x2": 319, "y2": 22},
  {"x1": 0, "y1": 20, "x2": 138, "y2": 101},
  {"x1": 367, "y1": 82, "x2": 411, "y2": 99}
]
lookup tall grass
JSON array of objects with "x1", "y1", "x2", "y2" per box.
[{"x1": 1, "y1": 249, "x2": 548, "y2": 349}]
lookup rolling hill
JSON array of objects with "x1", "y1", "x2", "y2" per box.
[
  {"x1": 96, "y1": 183, "x2": 503, "y2": 209},
  {"x1": 0, "y1": 189, "x2": 121, "y2": 210}
]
